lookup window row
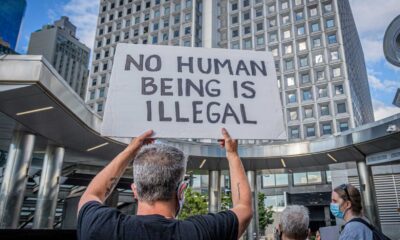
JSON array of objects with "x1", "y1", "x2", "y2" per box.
[
  {"x1": 289, "y1": 120, "x2": 349, "y2": 138},
  {"x1": 280, "y1": 70, "x2": 344, "y2": 88},
  {"x1": 261, "y1": 171, "x2": 332, "y2": 188},
  {"x1": 286, "y1": 102, "x2": 348, "y2": 121}
]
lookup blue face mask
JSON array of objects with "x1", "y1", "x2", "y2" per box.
[{"x1": 330, "y1": 203, "x2": 344, "y2": 219}]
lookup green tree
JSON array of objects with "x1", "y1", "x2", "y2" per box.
[
  {"x1": 221, "y1": 191, "x2": 232, "y2": 211},
  {"x1": 258, "y1": 192, "x2": 275, "y2": 235},
  {"x1": 179, "y1": 187, "x2": 208, "y2": 219}
]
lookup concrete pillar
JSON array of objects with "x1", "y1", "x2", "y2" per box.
[
  {"x1": 246, "y1": 170, "x2": 258, "y2": 240},
  {"x1": 356, "y1": 161, "x2": 381, "y2": 229},
  {"x1": 208, "y1": 170, "x2": 221, "y2": 213},
  {"x1": 0, "y1": 132, "x2": 35, "y2": 228},
  {"x1": 33, "y1": 146, "x2": 65, "y2": 229},
  {"x1": 202, "y1": 0, "x2": 218, "y2": 48}
]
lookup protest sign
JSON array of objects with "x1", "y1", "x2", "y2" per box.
[{"x1": 102, "y1": 43, "x2": 286, "y2": 139}]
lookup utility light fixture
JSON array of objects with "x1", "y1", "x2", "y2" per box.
[
  {"x1": 16, "y1": 106, "x2": 54, "y2": 116},
  {"x1": 86, "y1": 142, "x2": 109, "y2": 152}
]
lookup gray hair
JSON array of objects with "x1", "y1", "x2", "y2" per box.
[
  {"x1": 280, "y1": 205, "x2": 309, "y2": 240},
  {"x1": 133, "y1": 144, "x2": 187, "y2": 202}
]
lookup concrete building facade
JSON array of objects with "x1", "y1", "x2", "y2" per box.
[
  {"x1": 28, "y1": 16, "x2": 90, "y2": 99},
  {"x1": 87, "y1": 0, "x2": 374, "y2": 141}
]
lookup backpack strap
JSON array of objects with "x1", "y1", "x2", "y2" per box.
[{"x1": 345, "y1": 217, "x2": 374, "y2": 231}]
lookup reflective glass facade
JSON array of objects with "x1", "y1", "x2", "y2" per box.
[{"x1": 0, "y1": 0, "x2": 27, "y2": 50}]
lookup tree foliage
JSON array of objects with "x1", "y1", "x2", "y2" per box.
[
  {"x1": 258, "y1": 192, "x2": 275, "y2": 235},
  {"x1": 179, "y1": 187, "x2": 208, "y2": 219}
]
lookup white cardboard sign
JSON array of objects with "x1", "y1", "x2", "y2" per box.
[{"x1": 101, "y1": 43, "x2": 286, "y2": 139}]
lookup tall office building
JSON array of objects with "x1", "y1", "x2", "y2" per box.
[
  {"x1": 0, "y1": 0, "x2": 27, "y2": 50},
  {"x1": 28, "y1": 17, "x2": 90, "y2": 99},
  {"x1": 88, "y1": 0, "x2": 373, "y2": 139}
]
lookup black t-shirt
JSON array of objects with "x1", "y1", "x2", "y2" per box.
[{"x1": 77, "y1": 201, "x2": 238, "y2": 240}]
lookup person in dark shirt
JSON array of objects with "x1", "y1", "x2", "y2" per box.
[{"x1": 77, "y1": 128, "x2": 253, "y2": 240}]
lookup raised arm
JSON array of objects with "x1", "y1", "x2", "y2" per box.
[
  {"x1": 78, "y1": 130, "x2": 154, "y2": 213},
  {"x1": 219, "y1": 128, "x2": 253, "y2": 238}
]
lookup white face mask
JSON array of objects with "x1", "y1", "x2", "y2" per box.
[{"x1": 175, "y1": 181, "x2": 188, "y2": 218}]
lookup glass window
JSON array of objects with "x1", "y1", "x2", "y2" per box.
[
  {"x1": 333, "y1": 67, "x2": 341, "y2": 77},
  {"x1": 290, "y1": 127, "x2": 300, "y2": 138},
  {"x1": 316, "y1": 70, "x2": 325, "y2": 81},
  {"x1": 269, "y1": 32, "x2": 278, "y2": 42},
  {"x1": 163, "y1": 33, "x2": 168, "y2": 40},
  {"x1": 90, "y1": 91, "x2": 95, "y2": 99},
  {"x1": 285, "y1": 59, "x2": 294, "y2": 70},
  {"x1": 256, "y1": 8, "x2": 263, "y2": 17},
  {"x1": 271, "y1": 47, "x2": 279, "y2": 57},
  {"x1": 326, "y1": 171, "x2": 332, "y2": 183},
  {"x1": 232, "y1": 15, "x2": 238, "y2": 24},
  {"x1": 339, "y1": 122, "x2": 349, "y2": 132},
  {"x1": 303, "y1": 89, "x2": 312, "y2": 100},
  {"x1": 318, "y1": 87, "x2": 328, "y2": 98},
  {"x1": 231, "y1": 42, "x2": 240, "y2": 49},
  {"x1": 324, "y1": 3, "x2": 332, "y2": 13},
  {"x1": 244, "y1": 26, "x2": 251, "y2": 34},
  {"x1": 321, "y1": 105, "x2": 330, "y2": 116},
  {"x1": 289, "y1": 109, "x2": 298, "y2": 120},
  {"x1": 243, "y1": 0, "x2": 250, "y2": 7},
  {"x1": 295, "y1": 11, "x2": 304, "y2": 21},
  {"x1": 311, "y1": 22, "x2": 320, "y2": 32},
  {"x1": 283, "y1": 30, "x2": 291, "y2": 39},
  {"x1": 297, "y1": 26, "x2": 305, "y2": 35},
  {"x1": 268, "y1": 4, "x2": 275, "y2": 13},
  {"x1": 326, "y1": 19, "x2": 335, "y2": 28},
  {"x1": 309, "y1": 7, "x2": 318, "y2": 17},
  {"x1": 335, "y1": 84, "x2": 344, "y2": 95},
  {"x1": 299, "y1": 56, "x2": 308, "y2": 67},
  {"x1": 232, "y1": 2, "x2": 238, "y2": 11},
  {"x1": 298, "y1": 41, "x2": 307, "y2": 51},
  {"x1": 307, "y1": 172, "x2": 322, "y2": 183},
  {"x1": 154, "y1": 9, "x2": 160, "y2": 17},
  {"x1": 282, "y1": 15, "x2": 290, "y2": 24},
  {"x1": 284, "y1": 44, "x2": 293, "y2": 54},
  {"x1": 295, "y1": 0, "x2": 302, "y2": 5},
  {"x1": 301, "y1": 73, "x2": 310, "y2": 84},
  {"x1": 330, "y1": 50, "x2": 339, "y2": 61},
  {"x1": 328, "y1": 34, "x2": 337, "y2": 44},
  {"x1": 282, "y1": 1, "x2": 288, "y2": 9},
  {"x1": 185, "y1": 27, "x2": 191, "y2": 35},
  {"x1": 257, "y1": 36, "x2": 264, "y2": 45},
  {"x1": 322, "y1": 123, "x2": 332, "y2": 135},
  {"x1": 315, "y1": 54, "x2": 324, "y2": 64},
  {"x1": 192, "y1": 175, "x2": 201, "y2": 188},
  {"x1": 312, "y1": 37, "x2": 321, "y2": 48},
  {"x1": 243, "y1": 38, "x2": 252, "y2": 49},
  {"x1": 306, "y1": 126, "x2": 315, "y2": 137},
  {"x1": 276, "y1": 174, "x2": 289, "y2": 186},
  {"x1": 269, "y1": 18, "x2": 277, "y2": 27},
  {"x1": 287, "y1": 76, "x2": 295, "y2": 86},
  {"x1": 337, "y1": 103, "x2": 346, "y2": 113},
  {"x1": 97, "y1": 103, "x2": 103, "y2": 112},
  {"x1": 153, "y1": 23, "x2": 159, "y2": 31},
  {"x1": 304, "y1": 107, "x2": 313, "y2": 118},
  {"x1": 152, "y1": 35, "x2": 158, "y2": 43},
  {"x1": 243, "y1": 11, "x2": 250, "y2": 21},
  {"x1": 256, "y1": 22, "x2": 263, "y2": 31},
  {"x1": 288, "y1": 92, "x2": 297, "y2": 103},
  {"x1": 293, "y1": 172, "x2": 307, "y2": 185},
  {"x1": 262, "y1": 174, "x2": 275, "y2": 187},
  {"x1": 99, "y1": 88, "x2": 105, "y2": 98}
]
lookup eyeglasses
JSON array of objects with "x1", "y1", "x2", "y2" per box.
[{"x1": 338, "y1": 183, "x2": 351, "y2": 201}]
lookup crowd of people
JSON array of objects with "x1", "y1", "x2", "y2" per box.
[{"x1": 76, "y1": 129, "x2": 390, "y2": 240}]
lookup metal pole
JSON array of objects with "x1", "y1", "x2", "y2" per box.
[
  {"x1": 208, "y1": 170, "x2": 220, "y2": 213},
  {"x1": 246, "y1": 170, "x2": 258, "y2": 240},
  {"x1": 356, "y1": 160, "x2": 381, "y2": 229},
  {"x1": 0, "y1": 132, "x2": 35, "y2": 228},
  {"x1": 33, "y1": 146, "x2": 65, "y2": 229}
]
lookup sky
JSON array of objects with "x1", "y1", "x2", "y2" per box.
[{"x1": 15, "y1": 0, "x2": 400, "y2": 121}]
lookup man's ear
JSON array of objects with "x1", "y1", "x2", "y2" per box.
[
  {"x1": 131, "y1": 183, "x2": 138, "y2": 200},
  {"x1": 177, "y1": 182, "x2": 188, "y2": 200}
]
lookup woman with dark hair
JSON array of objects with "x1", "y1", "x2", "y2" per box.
[{"x1": 330, "y1": 184, "x2": 372, "y2": 240}]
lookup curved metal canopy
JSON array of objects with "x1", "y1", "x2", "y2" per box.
[{"x1": 1, "y1": 55, "x2": 400, "y2": 170}]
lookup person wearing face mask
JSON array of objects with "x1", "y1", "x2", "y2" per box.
[
  {"x1": 77, "y1": 128, "x2": 253, "y2": 240},
  {"x1": 331, "y1": 184, "x2": 391, "y2": 240}
]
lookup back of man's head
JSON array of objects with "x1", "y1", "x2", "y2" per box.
[
  {"x1": 280, "y1": 205, "x2": 309, "y2": 240},
  {"x1": 133, "y1": 144, "x2": 187, "y2": 202}
]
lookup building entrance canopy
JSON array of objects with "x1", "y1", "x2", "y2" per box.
[{"x1": 1, "y1": 55, "x2": 400, "y2": 170}]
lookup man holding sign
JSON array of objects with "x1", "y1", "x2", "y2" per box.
[{"x1": 77, "y1": 128, "x2": 252, "y2": 240}]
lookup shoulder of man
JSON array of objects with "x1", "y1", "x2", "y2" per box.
[
  {"x1": 183, "y1": 210, "x2": 239, "y2": 240},
  {"x1": 340, "y1": 219, "x2": 373, "y2": 240}
]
